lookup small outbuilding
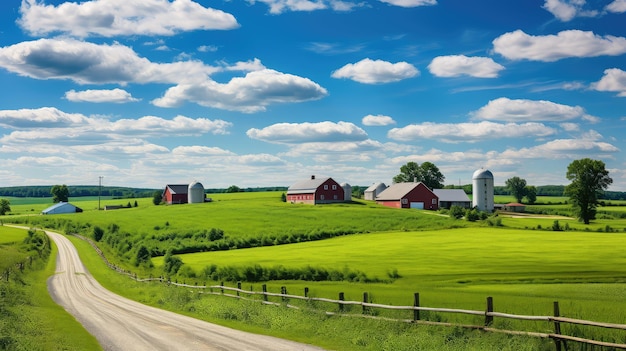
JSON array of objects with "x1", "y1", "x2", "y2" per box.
[
  {"x1": 375, "y1": 182, "x2": 439, "y2": 210},
  {"x1": 364, "y1": 182, "x2": 387, "y2": 201},
  {"x1": 286, "y1": 175, "x2": 346, "y2": 205},
  {"x1": 162, "y1": 184, "x2": 189, "y2": 204},
  {"x1": 433, "y1": 189, "x2": 472, "y2": 209},
  {"x1": 41, "y1": 202, "x2": 83, "y2": 215}
]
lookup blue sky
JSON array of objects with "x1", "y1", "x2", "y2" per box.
[{"x1": 1, "y1": 0, "x2": 625, "y2": 190}]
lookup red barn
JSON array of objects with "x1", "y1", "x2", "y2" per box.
[
  {"x1": 162, "y1": 184, "x2": 189, "y2": 204},
  {"x1": 375, "y1": 182, "x2": 439, "y2": 210},
  {"x1": 286, "y1": 175, "x2": 345, "y2": 205}
]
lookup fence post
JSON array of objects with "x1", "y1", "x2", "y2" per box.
[
  {"x1": 553, "y1": 301, "x2": 563, "y2": 351},
  {"x1": 304, "y1": 287, "x2": 309, "y2": 298},
  {"x1": 221, "y1": 281, "x2": 224, "y2": 294},
  {"x1": 262, "y1": 284, "x2": 268, "y2": 301},
  {"x1": 413, "y1": 292, "x2": 420, "y2": 321},
  {"x1": 281, "y1": 286, "x2": 288, "y2": 303},
  {"x1": 339, "y1": 292, "x2": 345, "y2": 312},
  {"x1": 363, "y1": 292, "x2": 369, "y2": 314},
  {"x1": 237, "y1": 281, "x2": 241, "y2": 296},
  {"x1": 485, "y1": 296, "x2": 493, "y2": 326}
]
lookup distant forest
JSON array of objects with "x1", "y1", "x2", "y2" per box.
[{"x1": 0, "y1": 184, "x2": 624, "y2": 200}]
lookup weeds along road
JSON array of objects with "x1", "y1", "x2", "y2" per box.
[{"x1": 36, "y1": 227, "x2": 325, "y2": 351}]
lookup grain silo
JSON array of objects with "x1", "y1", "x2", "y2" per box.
[
  {"x1": 472, "y1": 169, "x2": 494, "y2": 212},
  {"x1": 188, "y1": 181, "x2": 205, "y2": 204},
  {"x1": 341, "y1": 182, "x2": 352, "y2": 202}
]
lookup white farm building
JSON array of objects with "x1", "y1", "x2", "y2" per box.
[
  {"x1": 364, "y1": 182, "x2": 387, "y2": 201},
  {"x1": 41, "y1": 202, "x2": 83, "y2": 215}
]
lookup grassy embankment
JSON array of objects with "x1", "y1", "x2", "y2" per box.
[{"x1": 0, "y1": 225, "x2": 101, "y2": 351}]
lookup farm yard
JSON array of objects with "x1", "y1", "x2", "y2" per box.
[{"x1": 3, "y1": 191, "x2": 626, "y2": 350}]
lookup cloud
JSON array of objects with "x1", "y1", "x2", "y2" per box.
[
  {"x1": 362, "y1": 114, "x2": 396, "y2": 126},
  {"x1": 387, "y1": 121, "x2": 556, "y2": 143},
  {"x1": 492, "y1": 30, "x2": 626, "y2": 62},
  {"x1": 306, "y1": 42, "x2": 365, "y2": 55},
  {"x1": 0, "y1": 107, "x2": 231, "y2": 137},
  {"x1": 172, "y1": 146, "x2": 234, "y2": 156},
  {"x1": 428, "y1": 55, "x2": 505, "y2": 78},
  {"x1": 0, "y1": 107, "x2": 89, "y2": 128},
  {"x1": 198, "y1": 45, "x2": 219, "y2": 52},
  {"x1": 65, "y1": 88, "x2": 139, "y2": 103},
  {"x1": 378, "y1": 0, "x2": 436, "y2": 8},
  {"x1": 18, "y1": 0, "x2": 239, "y2": 37},
  {"x1": 0, "y1": 38, "x2": 217, "y2": 85},
  {"x1": 247, "y1": 121, "x2": 368, "y2": 143},
  {"x1": 592, "y1": 68, "x2": 626, "y2": 97},
  {"x1": 542, "y1": 0, "x2": 598, "y2": 21},
  {"x1": 472, "y1": 97, "x2": 600, "y2": 123},
  {"x1": 152, "y1": 69, "x2": 328, "y2": 112},
  {"x1": 252, "y1": 0, "x2": 327, "y2": 14},
  {"x1": 331, "y1": 58, "x2": 419, "y2": 84},
  {"x1": 501, "y1": 138, "x2": 620, "y2": 159},
  {"x1": 606, "y1": 0, "x2": 626, "y2": 13}
]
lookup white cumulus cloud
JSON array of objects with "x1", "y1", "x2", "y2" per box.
[
  {"x1": 492, "y1": 30, "x2": 626, "y2": 62},
  {"x1": 362, "y1": 114, "x2": 396, "y2": 126},
  {"x1": 542, "y1": 0, "x2": 599, "y2": 21},
  {"x1": 378, "y1": 0, "x2": 436, "y2": 8},
  {"x1": 428, "y1": 55, "x2": 505, "y2": 78},
  {"x1": 592, "y1": 68, "x2": 626, "y2": 97},
  {"x1": 247, "y1": 121, "x2": 368, "y2": 143},
  {"x1": 387, "y1": 121, "x2": 556, "y2": 143},
  {"x1": 331, "y1": 58, "x2": 419, "y2": 84},
  {"x1": 0, "y1": 107, "x2": 89, "y2": 128},
  {"x1": 606, "y1": 0, "x2": 626, "y2": 13},
  {"x1": 472, "y1": 97, "x2": 599, "y2": 123},
  {"x1": 152, "y1": 69, "x2": 328, "y2": 112},
  {"x1": 18, "y1": 0, "x2": 239, "y2": 37},
  {"x1": 65, "y1": 88, "x2": 139, "y2": 103}
]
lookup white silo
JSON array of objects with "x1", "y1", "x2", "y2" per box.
[
  {"x1": 188, "y1": 181, "x2": 205, "y2": 204},
  {"x1": 341, "y1": 182, "x2": 352, "y2": 202},
  {"x1": 472, "y1": 169, "x2": 494, "y2": 212}
]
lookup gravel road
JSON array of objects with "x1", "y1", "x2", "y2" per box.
[{"x1": 39, "y1": 228, "x2": 326, "y2": 351}]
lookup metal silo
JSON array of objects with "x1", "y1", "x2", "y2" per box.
[
  {"x1": 472, "y1": 169, "x2": 494, "y2": 212},
  {"x1": 188, "y1": 181, "x2": 205, "y2": 204},
  {"x1": 341, "y1": 182, "x2": 352, "y2": 202}
]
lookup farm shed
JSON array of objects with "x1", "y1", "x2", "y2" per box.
[
  {"x1": 375, "y1": 182, "x2": 439, "y2": 210},
  {"x1": 364, "y1": 182, "x2": 387, "y2": 201},
  {"x1": 433, "y1": 189, "x2": 471, "y2": 209},
  {"x1": 504, "y1": 203, "x2": 526, "y2": 212},
  {"x1": 162, "y1": 184, "x2": 189, "y2": 204},
  {"x1": 287, "y1": 175, "x2": 346, "y2": 205},
  {"x1": 41, "y1": 202, "x2": 83, "y2": 215}
]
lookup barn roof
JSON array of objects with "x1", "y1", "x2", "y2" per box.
[
  {"x1": 432, "y1": 189, "x2": 471, "y2": 202},
  {"x1": 287, "y1": 176, "x2": 331, "y2": 193},
  {"x1": 41, "y1": 202, "x2": 82, "y2": 214},
  {"x1": 365, "y1": 182, "x2": 386, "y2": 192},
  {"x1": 165, "y1": 184, "x2": 188, "y2": 194},
  {"x1": 376, "y1": 182, "x2": 431, "y2": 200}
]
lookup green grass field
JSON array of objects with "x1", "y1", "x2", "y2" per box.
[
  {"x1": 0, "y1": 225, "x2": 27, "y2": 244},
  {"x1": 4, "y1": 193, "x2": 626, "y2": 350}
]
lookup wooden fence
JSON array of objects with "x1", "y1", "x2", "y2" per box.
[{"x1": 78, "y1": 234, "x2": 626, "y2": 350}]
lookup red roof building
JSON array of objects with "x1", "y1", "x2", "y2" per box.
[
  {"x1": 162, "y1": 184, "x2": 189, "y2": 204},
  {"x1": 375, "y1": 182, "x2": 439, "y2": 210},
  {"x1": 286, "y1": 175, "x2": 346, "y2": 205}
]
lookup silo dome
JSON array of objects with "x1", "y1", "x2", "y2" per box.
[
  {"x1": 188, "y1": 181, "x2": 205, "y2": 204},
  {"x1": 473, "y1": 168, "x2": 494, "y2": 180},
  {"x1": 472, "y1": 169, "x2": 494, "y2": 212}
]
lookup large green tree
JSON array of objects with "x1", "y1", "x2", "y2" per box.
[
  {"x1": 0, "y1": 198, "x2": 10, "y2": 215},
  {"x1": 50, "y1": 184, "x2": 69, "y2": 203},
  {"x1": 524, "y1": 185, "x2": 537, "y2": 205},
  {"x1": 564, "y1": 158, "x2": 613, "y2": 224},
  {"x1": 505, "y1": 176, "x2": 527, "y2": 203},
  {"x1": 393, "y1": 161, "x2": 445, "y2": 189}
]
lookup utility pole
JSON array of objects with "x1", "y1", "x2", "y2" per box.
[{"x1": 98, "y1": 176, "x2": 103, "y2": 210}]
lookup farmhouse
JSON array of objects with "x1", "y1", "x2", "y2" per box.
[
  {"x1": 375, "y1": 182, "x2": 439, "y2": 210},
  {"x1": 287, "y1": 175, "x2": 346, "y2": 205},
  {"x1": 504, "y1": 202, "x2": 526, "y2": 212},
  {"x1": 364, "y1": 182, "x2": 387, "y2": 201},
  {"x1": 162, "y1": 181, "x2": 205, "y2": 205},
  {"x1": 41, "y1": 202, "x2": 83, "y2": 215},
  {"x1": 433, "y1": 189, "x2": 472, "y2": 209}
]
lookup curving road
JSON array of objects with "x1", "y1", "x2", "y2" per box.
[{"x1": 21, "y1": 227, "x2": 326, "y2": 351}]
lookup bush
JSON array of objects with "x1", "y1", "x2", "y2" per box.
[
  {"x1": 93, "y1": 226, "x2": 104, "y2": 241},
  {"x1": 449, "y1": 206, "x2": 465, "y2": 219}
]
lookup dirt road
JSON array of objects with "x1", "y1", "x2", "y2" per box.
[{"x1": 40, "y1": 228, "x2": 325, "y2": 351}]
